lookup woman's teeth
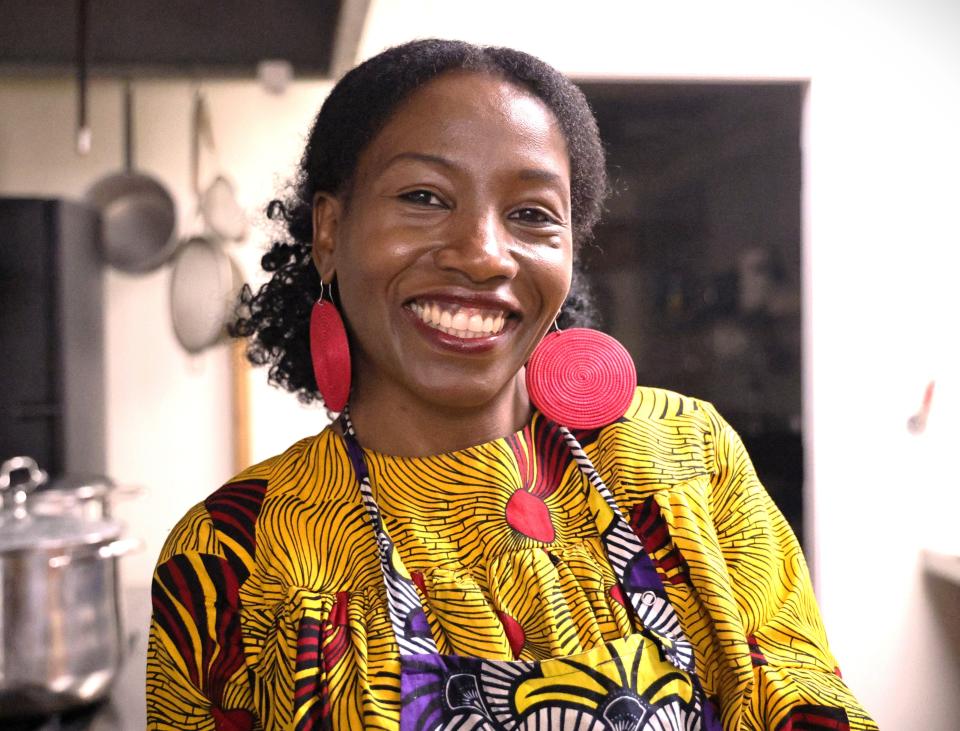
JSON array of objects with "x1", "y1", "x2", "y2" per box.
[{"x1": 409, "y1": 302, "x2": 507, "y2": 339}]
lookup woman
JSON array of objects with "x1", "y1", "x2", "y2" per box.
[{"x1": 147, "y1": 40, "x2": 875, "y2": 730}]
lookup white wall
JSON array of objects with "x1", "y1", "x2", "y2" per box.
[
  {"x1": 799, "y1": 7, "x2": 960, "y2": 729},
  {"x1": 2, "y1": 1, "x2": 958, "y2": 727}
]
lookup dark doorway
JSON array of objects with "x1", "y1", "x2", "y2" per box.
[{"x1": 578, "y1": 81, "x2": 806, "y2": 540}]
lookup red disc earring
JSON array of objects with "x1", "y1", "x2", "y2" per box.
[
  {"x1": 310, "y1": 284, "x2": 351, "y2": 413},
  {"x1": 525, "y1": 327, "x2": 636, "y2": 430}
]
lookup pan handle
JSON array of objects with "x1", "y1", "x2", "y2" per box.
[
  {"x1": 75, "y1": 0, "x2": 91, "y2": 154},
  {"x1": 0, "y1": 456, "x2": 47, "y2": 521},
  {"x1": 191, "y1": 90, "x2": 216, "y2": 203},
  {"x1": 123, "y1": 80, "x2": 135, "y2": 172},
  {"x1": 191, "y1": 90, "x2": 203, "y2": 202}
]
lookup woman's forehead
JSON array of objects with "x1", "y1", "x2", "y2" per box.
[{"x1": 355, "y1": 71, "x2": 571, "y2": 184}]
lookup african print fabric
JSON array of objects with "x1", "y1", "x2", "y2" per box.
[
  {"x1": 147, "y1": 387, "x2": 877, "y2": 730},
  {"x1": 340, "y1": 410, "x2": 718, "y2": 730}
]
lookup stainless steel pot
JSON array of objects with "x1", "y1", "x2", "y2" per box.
[{"x1": 0, "y1": 457, "x2": 139, "y2": 717}]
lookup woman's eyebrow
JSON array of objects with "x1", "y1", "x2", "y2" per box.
[
  {"x1": 517, "y1": 168, "x2": 566, "y2": 187},
  {"x1": 381, "y1": 153, "x2": 566, "y2": 189},
  {"x1": 382, "y1": 151, "x2": 456, "y2": 171}
]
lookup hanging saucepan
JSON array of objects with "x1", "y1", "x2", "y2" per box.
[
  {"x1": 194, "y1": 92, "x2": 248, "y2": 241},
  {"x1": 85, "y1": 81, "x2": 178, "y2": 274},
  {"x1": 0, "y1": 457, "x2": 140, "y2": 717},
  {"x1": 169, "y1": 91, "x2": 244, "y2": 354},
  {"x1": 201, "y1": 174, "x2": 247, "y2": 241}
]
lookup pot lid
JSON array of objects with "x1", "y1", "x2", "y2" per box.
[
  {"x1": 29, "y1": 472, "x2": 115, "y2": 509},
  {"x1": 0, "y1": 457, "x2": 123, "y2": 553}
]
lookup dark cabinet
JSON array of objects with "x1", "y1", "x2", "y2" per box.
[{"x1": 0, "y1": 198, "x2": 105, "y2": 477}]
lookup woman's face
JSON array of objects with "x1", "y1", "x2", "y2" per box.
[{"x1": 313, "y1": 71, "x2": 573, "y2": 416}]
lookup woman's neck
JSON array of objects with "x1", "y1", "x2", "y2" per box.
[{"x1": 343, "y1": 376, "x2": 531, "y2": 457}]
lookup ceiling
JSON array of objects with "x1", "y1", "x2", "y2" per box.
[{"x1": 0, "y1": 0, "x2": 359, "y2": 78}]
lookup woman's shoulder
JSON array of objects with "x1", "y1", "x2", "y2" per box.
[
  {"x1": 622, "y1": 385, "x2": 715, "y2": 423},
  {"x1": 607, "y1": 385, "x2": 725, "y2": 439},
  {"x1": 588, "y1": 385, "x2": 727, "y2": 482},
  {"x1": 156, "y1": 427, "x2": 349, "y2": 565}
]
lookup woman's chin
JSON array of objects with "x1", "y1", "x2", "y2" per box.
[{"x1": 415, "y1": 375, "x2": 524, "y2": 415}]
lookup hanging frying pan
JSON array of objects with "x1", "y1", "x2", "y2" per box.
[
  {"x1": 84, "y1": 82, "x2": 178, "y2": 274},
  {"x1": 200, "y1": 174, "x2": 247, "y2": 242},
  {"x1": 169, "y1": 235, "x2": 243, "y2": 353},
  {"x1": 168, "y1": 91, "x2": 244, "y2": 354},
  {"x1": 192, "y1": 93, "x2": 248, "y2": 241}
]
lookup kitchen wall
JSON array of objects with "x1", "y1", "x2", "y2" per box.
[
  {"x1": 0, "y1": 75, "x2": 334, "y2": 574},
  {"x1": 1, "y1": 0, "x2": 958, "y2": 727},
  {"x1": 0, "y1": 77, "x2": 336, "y2": 725}
]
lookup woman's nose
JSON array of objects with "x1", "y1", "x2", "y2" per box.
[{"x1": 433, "y1": 209, "x2": 519, "y2": 282}]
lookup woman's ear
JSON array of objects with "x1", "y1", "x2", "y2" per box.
[{"x1": 312, "y1": 192, "x2": 342, "y2": 282}]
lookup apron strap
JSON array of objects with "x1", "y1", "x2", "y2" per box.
[
  {"x1": 340, "y1": 410, "x2": 439, "y2": 656},
  {"x1": 560, "y1": 426, "x2": 695, "y2": 673}
]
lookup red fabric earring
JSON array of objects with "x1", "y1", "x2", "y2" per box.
[
  {"x1": 525, "y1": 327, "x2": 636, "y2": 430},
  {"x1": 310, "y1": 285, "x2": 351, "y2": 413}
]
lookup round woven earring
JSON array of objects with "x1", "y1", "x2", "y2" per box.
[
  {"x1": 525, "y1": 326, "x2": 636, "y2": 429},
  {"x1": 309, "y1": 282, "x2": 351, "y2": 413}
]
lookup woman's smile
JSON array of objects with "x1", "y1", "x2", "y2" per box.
[{"x1": 407, "y1": 299, "x2": 510, "y2": 339}]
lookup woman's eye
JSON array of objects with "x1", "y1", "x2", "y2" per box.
[
  {"x1": 399, "y1": 190, "x2": 445, "y2": 207},
  {"x1": 509, "y1": 207, "x2": 559, "y2": 225}
]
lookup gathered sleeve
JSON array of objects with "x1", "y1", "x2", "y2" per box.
[
  {"x1": 702, "y1": 403, "x2": 877, "y2": 730},
  {"x1": 147, "y1": 479, "x2": 268, "y2": 731}
]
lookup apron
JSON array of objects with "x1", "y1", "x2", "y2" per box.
[{"x1": 340, "y1": 412, "x2": 721, "y2": 731}]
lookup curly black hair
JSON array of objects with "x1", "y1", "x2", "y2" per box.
[{"x1": 232, "y1": 38, "x2": 610, "y2": 405}]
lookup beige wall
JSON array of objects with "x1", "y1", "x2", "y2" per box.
[{"x1": 2, "y1": 0, "x2": 958, "y2": 727}]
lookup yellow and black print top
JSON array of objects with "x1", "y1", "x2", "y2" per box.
[{"x1": 147, "y1": 387, "x2": 877, "y2": 730}]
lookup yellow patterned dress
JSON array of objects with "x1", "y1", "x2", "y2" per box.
[{"x1": 147, "y1": 387, "x2": 876, "y2": 730}]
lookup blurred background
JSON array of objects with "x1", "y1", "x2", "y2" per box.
[{"x1": 1, "y1": 0, "x2": 958, "y2": 728}]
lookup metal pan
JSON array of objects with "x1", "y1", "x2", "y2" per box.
[
  {"x1": 85, "y1": 82, "x2": 178, "y2": 274},
  {"x1": 201, "y1": 173, "x2": 247, "y2": 242},
  {"x1": 169, "y1": 235, "x2": 243, "y2": 354},
  {"x1": 192, "y1": 93, "x2": 248, "y2": 241},
  {"x1": 168, "y1": 92, "x2": 244, "y2": 354}
]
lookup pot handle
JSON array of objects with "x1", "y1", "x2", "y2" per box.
[
  {"x1": 112, "y1": 482, "x2": 147, "y2": 499},
  {"x1": 0, "y1": 456, "x2": 47, "y2": 520},
  {"x1": 0, "y1": 456, "x2": 46, "y2": 491},
  {"x1": 48, "y1": 537, "x2": 144, "y2": 569}
]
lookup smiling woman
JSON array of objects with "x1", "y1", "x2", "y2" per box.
[
  {"x1": 146, "y1": 39, "x2": 876, "y2": 730},
  {"x1": 311, "y1": 71, "x2": 574, "y2": 454}
]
